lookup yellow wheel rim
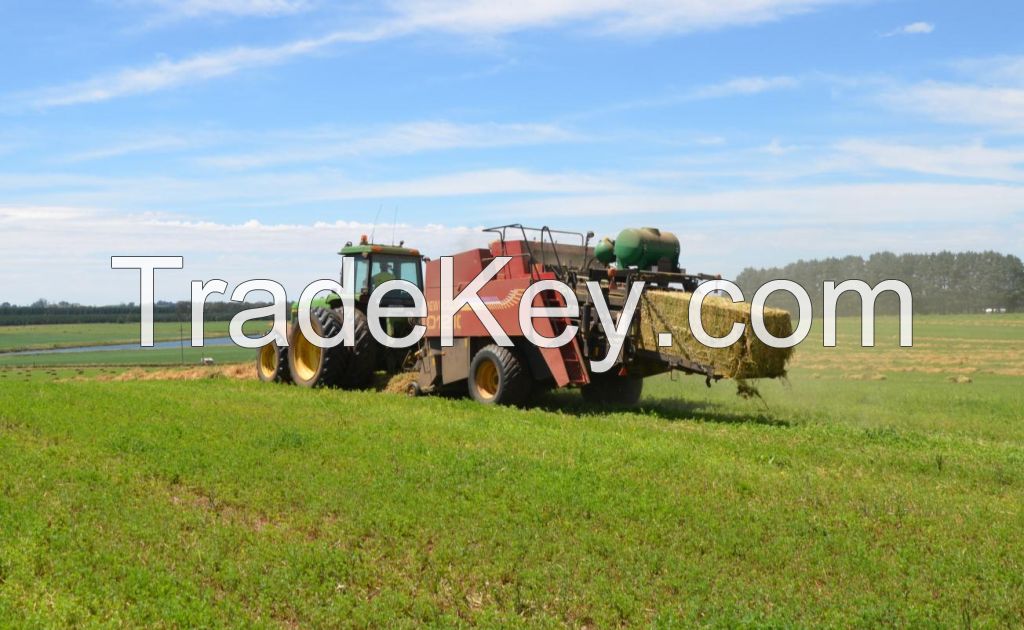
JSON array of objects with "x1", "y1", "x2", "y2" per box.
[
  {"x1": 474, "y1": 359, "x2": 499, "y2": 400},
  {"x1": 258, "y1": 343, "x2": 277, "y2": 378},
  {"x1": 293, "y1": 332, "x2": 322, "y2": 382}
]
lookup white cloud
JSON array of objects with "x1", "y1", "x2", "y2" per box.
[
  {"x1": 882, "y1": 21, "x2": 934, "y2": 37},
  {"x1": 7, "y1": 177, "x2": 1020, "y2": 304},
  {"x1": 196, "y1": 122, "x2": 577, "y2": 170},
  {"x1": 689, "y1": 75, "x2": 799, "y2": 99},
  {"x1": 496, "y1": 182, "x2": 1024, "y2": 225},
  {"x1": 836, "y1": 139, "x2": 1024, "y2": 181},
  {"x1": 883, "y1": 81, "x2": 1024, "y2": 131},
  {"x1": 15, "y1": 0, "x2": 846, "y2": 109},
  {"x1": 61, "y1": 135, "x2": 200, "y2": 163},
  {"x1": 18, "y1": 25, "x2": 401, "y2": 109},
  {"x1": 0, "y1": 168, "x2": 629, "y2": 210},
  {"x1": 570, "y1": 75, "x2": 799, "y2": 119},
  {"x1": 0, "y1": 206, "x2": 486, "y2": 304},
  {"x1": 694, "y1": 136, "x2": 727, "y2": 146},
  {"x1": 759, "y1": 138, "x2": 798, "y2": 156},
  {"x1": 151, "y1": 0, "x2": 312, "y2": 19},
  {"x1": 392, "y1": 0, "x2": 859, "y2": 36},
  {"x1": 952, "y1": 55, "x2": 1024, "y2": 86},
  {"x1": 3, "y1": 169, "x2": 1022, "y2": 303},
  {"x1": 880, "y1": 56, "x2": 1024, "y2": 132}
]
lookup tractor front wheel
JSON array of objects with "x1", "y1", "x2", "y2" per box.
[
  {"x1": 468, "y1": 345, "x2": 531, "y2": 406},
  {"x1": 288, "y1": 307, "x2": 349, "y2": 388},
  {"x1": 256, "y1": 339, "x2": 291, "y2": 383}
]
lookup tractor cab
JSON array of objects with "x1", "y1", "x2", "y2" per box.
[{"x1": 339, "y1": 236, "x2": 423, "y2": 309}]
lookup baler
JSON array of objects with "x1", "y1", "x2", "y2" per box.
[{"x1": 257, "y1": 224, "x2": 790, "y2": 406}]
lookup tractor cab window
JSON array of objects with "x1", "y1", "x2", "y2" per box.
[
  {"x1": 370, "y1": 255, "x2": 421, "y2": 290},
  {"x1": 369, "y1": 255, "x2": 422, "y2": 307},
  {"x1": 347, "y1": 256, "x2": 370, "y2": 294}
]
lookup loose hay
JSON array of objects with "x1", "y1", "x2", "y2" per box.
[
  {"x1": 101, "y1": 365, "x2": 254, "y2": 382},
  {"x1": 639, "y1": 290, "x2": 794, "y2": 379},
  {"x1": 384, "y1": 372, "x2": 418, "y2": 394}
]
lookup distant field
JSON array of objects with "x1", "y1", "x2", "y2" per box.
[
  {"x1": 0, "y1": 321, "x2": 238, "y2": 353},
  {"x1": 0, "y1": 313, "x2": 1021, "y2": 625},
  {"x1": 0, "y1": 320, "x2": 270, "y2": 367}
]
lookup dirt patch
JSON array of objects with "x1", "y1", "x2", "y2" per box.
[{"x1": 169, "y1": 483, "x2": 277, "y2": 533}]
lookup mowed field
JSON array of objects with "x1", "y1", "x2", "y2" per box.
[{"x1": 0, "y1": 314, "x2": 1022, "y2": 626}]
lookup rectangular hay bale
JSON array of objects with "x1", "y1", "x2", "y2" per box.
[{"x1": 639, "y1": 290, "x2": 794, "y2": 379}]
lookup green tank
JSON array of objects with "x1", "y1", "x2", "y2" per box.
[
  {"x1": 594, "y1": 237, "x2": 616, "y2": 266},
  {"x1": 605, "y1": 227, "x2": 680, "y2": 270}
]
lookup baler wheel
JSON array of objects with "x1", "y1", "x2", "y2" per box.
[
  {"x1": 256, "y1": 340, "x2": 291, "y2": 384},
  {"x1": 581, "y1": 371, "x2": 644, "y2": 407},
  {"x1": 468, "y1": 345, "x2": 531, "y2": 406}
]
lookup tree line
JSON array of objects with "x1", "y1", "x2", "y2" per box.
[
  {"x1": 5, "y1": 250, "x2": 1021, "y2": 324},
  {"x1": 735, "y1": 251, "x2": 1024, "y2": 315},
  {"x1": 0, "y1": 300, "x2": 272, "y2": 326}
]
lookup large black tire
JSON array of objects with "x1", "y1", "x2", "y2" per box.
[
  {"x1": 256, "y1": 340, "x2": 291, "y2": 384},
  {"x1": 468, "y1": 345, "x2": 531, "y2": 406},
  {"x1": 288, "y1": 307, "x2": 350, "y2": 388},
  {"x1": 335, "y1": 307, "x2": 378, "y2": 389},
  {"x1": 581, "y1": 370, "x2": 644, "y2": 407}
]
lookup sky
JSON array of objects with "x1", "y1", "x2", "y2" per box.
[{"x1": 1, "y1": 0, "x2": 1023, "y2": 305}]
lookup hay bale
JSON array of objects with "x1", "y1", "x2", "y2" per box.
[{"x1": 639, "y1": 290, "x2": 794, "y2": 379}]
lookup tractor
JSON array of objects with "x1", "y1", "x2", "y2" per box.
[
  {"x1": 257, "y1": 224, "x2": 728, "y2": 406},
  {"x1": 256, "y1": 236, "x2": 424, "y2": 388}
]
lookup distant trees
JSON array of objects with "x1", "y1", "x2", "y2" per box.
[
  {"x1": 0, "y1": 300, "x2": 273, "y2": 326},
  {"x1": 736, "y1": 251, "x2": 1024, "y2": 315}
]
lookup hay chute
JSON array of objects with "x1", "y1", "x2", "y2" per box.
[{"x1": 638, "y1": 291, "x2": 794, "y2": 380}]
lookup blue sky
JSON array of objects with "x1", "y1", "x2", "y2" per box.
[{"x1": 2, "y1": 0, "x2": 1023, "y2": 304}]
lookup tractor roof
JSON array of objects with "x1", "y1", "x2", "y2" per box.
[{"x1": 338, "y1": 242, "x2": 421, "y2": 257}]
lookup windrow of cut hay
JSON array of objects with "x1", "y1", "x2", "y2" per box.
[{"x1": 639, "y1": 290, "x2": 794, "y2": 379}]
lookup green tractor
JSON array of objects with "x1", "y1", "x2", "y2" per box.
[{"x1": 256, "y1": 237, "x2": 424, "y2": 388}]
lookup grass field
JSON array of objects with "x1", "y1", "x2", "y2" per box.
[{"x1": 0, "y1": 314, "x2": 1022, "y2": 626}]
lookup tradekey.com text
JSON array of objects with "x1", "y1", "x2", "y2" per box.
[{"x1": 112, "y1": 256, "x2": 913, "y2": 373}]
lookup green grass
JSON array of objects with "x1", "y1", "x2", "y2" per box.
[{"x1": 0, "y1": 314, "x2": 1022, "y2": 626}]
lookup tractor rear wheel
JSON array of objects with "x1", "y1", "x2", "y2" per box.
[
  {"x1": 288, "y1": 307, "x2": 349, "y2": 388},
  {"x1": 581, "y1": 370, "x2": 644, "y2": 407},
  {"x1": 335, "y1": 307, "x2": 378, "y2": 389},
  {"x1": 468, "y1": 345, "x2": 531, "y2": 406},
  {"x1": 256, "y1": 339, "x2": 291, "y2": 383}
]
